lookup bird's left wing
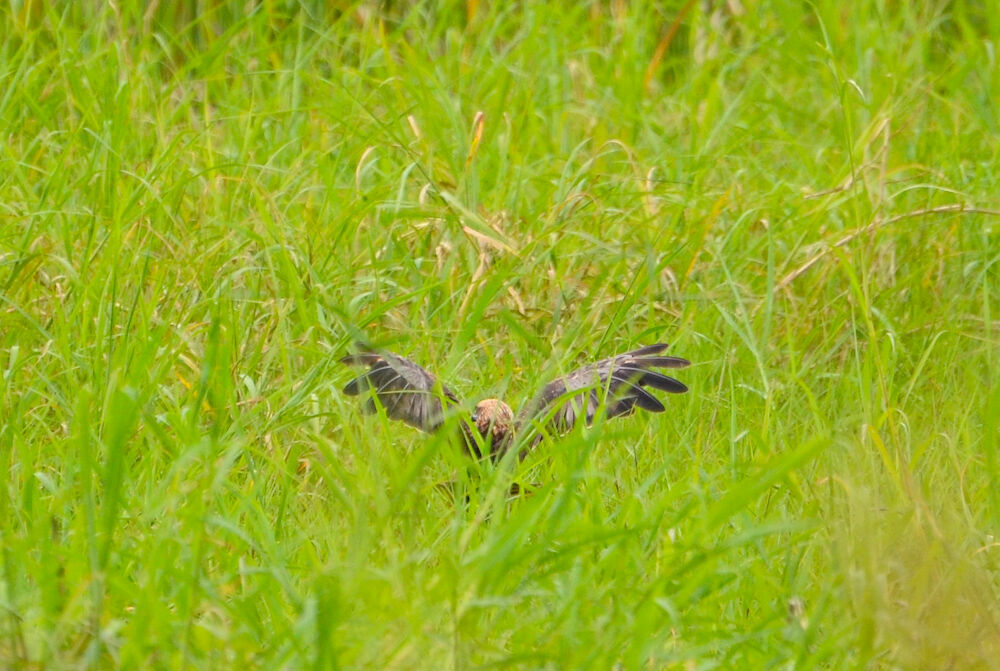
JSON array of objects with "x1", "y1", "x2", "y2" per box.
[
  {"x1": 340, "y1": 345, "x2": 462, "y2": 433},
  {"x1": 518, "y1": 343, "x2": 690, "y2": 442}
]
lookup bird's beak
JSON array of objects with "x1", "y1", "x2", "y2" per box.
[{"x1": 470, "y1": 411, "x2": 479, "y2": 424}]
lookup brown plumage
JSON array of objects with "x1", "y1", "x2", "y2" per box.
[{"x1": 340, "y1": 342, "x2": 690, "y2": 459}]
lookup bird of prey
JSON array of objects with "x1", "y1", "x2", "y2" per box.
[{"x1": 340, "y1": 342, "x2": 690, "y2": 459}]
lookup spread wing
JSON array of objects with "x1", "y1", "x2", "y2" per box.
[
  {"x1": 340, "y1": 345, "x2": 462, "y2": 433},
  {"x1": 518, "y1": 343, "x2": 690, "y2": 442}
]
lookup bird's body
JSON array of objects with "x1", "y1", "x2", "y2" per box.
[{"x1": 341, "y1": 342, "x2": 690, "y2": 460}]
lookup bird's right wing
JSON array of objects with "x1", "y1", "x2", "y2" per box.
[
  {"x1": 518, "y1": 343, "x2": 690, "y2": 443},
  {"x1": 340, "y1": 345, "x2": 462, "y2": 433}
]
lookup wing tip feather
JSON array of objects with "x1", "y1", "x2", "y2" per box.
[
  {"x1": 630, "y1": 342, "x2": 670, "y2": 356},
  {"x1": 343, "y1": 379, "x2": 358, "y2": 396}
]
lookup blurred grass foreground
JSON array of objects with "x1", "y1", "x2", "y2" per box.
[{"x1": 2, "y1": 1, "x2": 1000, "y2": 668}]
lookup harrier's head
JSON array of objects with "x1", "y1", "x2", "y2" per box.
[{"x1": 472, "y1": 398, "x2": 515, "y2": 455}]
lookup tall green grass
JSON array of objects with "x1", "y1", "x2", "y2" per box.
[{"x1": 2, "y1": 0, "x2": 998, "y2": 667}]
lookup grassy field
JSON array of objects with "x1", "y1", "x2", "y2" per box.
[{"x1": 2, "y1": 0, "x2": 999, "y2": 668}]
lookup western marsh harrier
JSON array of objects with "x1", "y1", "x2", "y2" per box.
[{"x1": 340, "y1": 342, "x2": 690, "y2": 459}]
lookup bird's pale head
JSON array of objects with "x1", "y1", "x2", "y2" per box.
[{"x1": 472, "y1": 398, "x2": 515, "y2": 454}]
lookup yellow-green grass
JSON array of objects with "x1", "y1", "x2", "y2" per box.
[{"x1": 2, "y1": 1, "x2": 999, "y2": 668}]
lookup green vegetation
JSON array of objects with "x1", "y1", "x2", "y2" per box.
[{"x1": 2, "y1": 1, "x2": 999, "y2": 667}]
